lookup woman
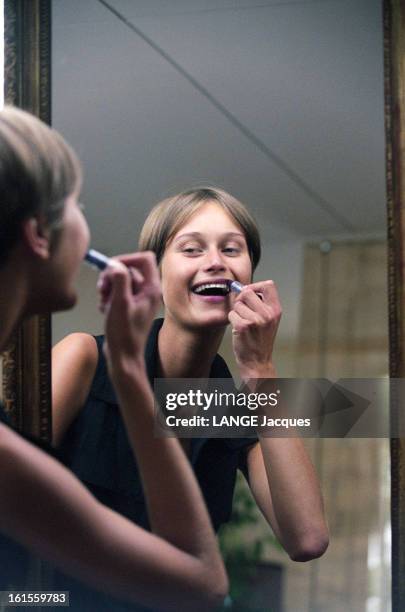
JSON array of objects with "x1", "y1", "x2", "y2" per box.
[
  {"x1": 0, "y1": 107, "x2": 228, "y2": 612},
  {"x1": 53, "y1": 187, "x2": 329, "y2": 563}
]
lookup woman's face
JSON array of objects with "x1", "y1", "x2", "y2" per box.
[
  {"x1": 161, "y1": 202, "x2": 252, "y2": 330},
  {"x1": 45, "y1": 193, "x2": 90, "y2": 312}
]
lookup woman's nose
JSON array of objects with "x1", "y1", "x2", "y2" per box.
[{"x1": 203, "y1": 249, "x2": 226, "y2": 271}]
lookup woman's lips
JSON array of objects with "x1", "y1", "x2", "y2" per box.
[{"x1": 191, "y1": 292, "x2": 228, "y2": 303}]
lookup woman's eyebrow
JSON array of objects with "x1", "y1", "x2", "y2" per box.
[
  {"x1": 174, "y1": 231, "x2": 245, "y2": 242},
  {"x1": 174, "y1": 231, "x2": 202, "y2": 242}
]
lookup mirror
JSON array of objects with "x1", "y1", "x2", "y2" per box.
[{"x1": 3, "y1": 0, "x2": 405, "y2": 610}]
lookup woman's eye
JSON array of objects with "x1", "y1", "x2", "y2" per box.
[
  {"x1": 183, "y1": 247, "x2": 202, "y2": 254},
  {"x1": 223, "y1": 247, "x2": 240, "y2": 254}
]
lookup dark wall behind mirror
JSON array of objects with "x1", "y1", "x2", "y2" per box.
[{"x1": 50, "y1": 1, "x2": 390, "y2": 610}]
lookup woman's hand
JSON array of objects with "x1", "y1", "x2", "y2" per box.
[
  {"x1": 97, "y1": 251, "x2": 161, "y2": 379},
  {"x1": 228, "y1": 280, "x2": 282, "y2": 379}
]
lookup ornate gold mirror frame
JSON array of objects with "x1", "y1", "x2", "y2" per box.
[
  {"x1": 2, "y1": 0, "x2": 51, "y2": 440},
  {"x1": 1, "y1": 0, "x2": 404, "y2": 608},
  {"x1": 385, "y1": 1, "x2": 405, "y2": 610}
]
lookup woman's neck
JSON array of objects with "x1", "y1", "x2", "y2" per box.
[
  {"x1": 0, "y1": 263, "x2": 28, "y2": 352},
  {"x1": 157, "y1": 316, "x2": 226, "y2": 379}
]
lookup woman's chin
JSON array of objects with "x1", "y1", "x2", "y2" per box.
[
  {"x1": 192, "y1": 310, "x2": 229, "y2": 329},
  {"x1": 51, "y1": 289, "x2": 78, "y2": 313}
]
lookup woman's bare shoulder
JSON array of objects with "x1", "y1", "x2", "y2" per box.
[
  {"x1": 53, "y1": 332, "x2": 99, "y2": 365},
  {"x1": 52, "y1": 333, "x2": 100, "y2": 446},
  {"x1": 0, "y1": 422, "x2": 14, "y2": 450}
]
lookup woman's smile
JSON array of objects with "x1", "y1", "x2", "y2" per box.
[{"x1": 189, "y1": 277, "x2": 233, "y2": 304}]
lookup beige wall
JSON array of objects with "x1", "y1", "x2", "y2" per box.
[{"x1": 231, "y1": 239, "x2": 390, "y2": 612}]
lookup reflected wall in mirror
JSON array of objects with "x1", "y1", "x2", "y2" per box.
[{"x1": 50, "y1": 2, "x2": 390, "y2": 610}]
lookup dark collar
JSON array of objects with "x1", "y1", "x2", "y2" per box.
[
  {"x1": 144, "y1": 318, "x2": 164, "y2": 384},
  {"x1": 95, "y1": 319, "x2": 235, "y2": 462},
  {"x1": 144, "y1": 318, "x2": 233, "y2": 383},
  {"x1": 144, "y1": 319, "x2": 234, "y2": 462}
]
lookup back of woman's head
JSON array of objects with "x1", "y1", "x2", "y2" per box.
[
  {"x1": 0, "y1": 106, "x2": 82, "y2": 264},
  {"x1": 139, "y1": 187, "x2": 261, "y2": 271}
]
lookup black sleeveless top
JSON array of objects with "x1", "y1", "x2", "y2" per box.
[
  {"x1": 60, "y1": 318, "x2": 257, "y2": 533},
  {"x1": 54, "y1": 319, "x2": 256, "y2": 610}
]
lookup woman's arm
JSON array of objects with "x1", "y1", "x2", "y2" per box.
[
  {"x1": 98, "y1": 253, "x2": 227, "y2": 574},
  {"x1": 245, "y1": 438, "x2": 329, "y2": 561},
  {"x1": 229, "y1": 280, "x2": 329, "y2": 561},
  {"x1": 52, "y1": 332, "x2": 98, "y2": 446},
  {"x1": 0, "y1": 423, "x2": 227, "y2": 611}
]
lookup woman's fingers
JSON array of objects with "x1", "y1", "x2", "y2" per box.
[
  {"x1": 112, "y1": 251, "x2": 160, "y2": 288},
  {"x1": 98, "y1": 252, "x2": 161, "y2": 315},
  {"x1": 247, "y1": 280, "x2": 281, "y2": 306},
  {"x1": 237, "y1": 281, "x2": 282, "y2": 322},
  {"x1": 99, "y1": 266, "x2": 132, "y2": 316},
  {"x1": 228, "y1": 310, "x2": 245, "y2": 333},
  {"x1": 233, "y1": 299, "x2": 263, "y2": 324},
  {"x1": 128, "y1": 267, "x2": 145, "y2": 294},
  {"x1": 98, "y1": 255, "x2": 154, "y2": 301},
  {"x1": 236, "y1": 290, "x2": 267, "y2": 317}
]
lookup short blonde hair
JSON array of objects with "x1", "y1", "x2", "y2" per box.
[
  {"x1": 139, "y1": 187, "x2": 261, "y2": 271},
  {"x1": 0, "y1": 106, "x2": 82, "y2": 262}
]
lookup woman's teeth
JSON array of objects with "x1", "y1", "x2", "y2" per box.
[{"x1": 192, "y1": 282, "x2": 229, "y2": 296}]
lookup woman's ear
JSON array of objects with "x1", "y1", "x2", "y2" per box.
[{"x1": 21, "y1": 216, "x2": 51, "y2": 260}]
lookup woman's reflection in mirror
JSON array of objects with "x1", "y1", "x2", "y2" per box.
[{"x1": 53, "y1": 187, "x2": 329, "y2": 594}]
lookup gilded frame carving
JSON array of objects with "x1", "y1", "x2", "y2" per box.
[
  {"x1": 1, "y1": 0, "x2": 404, "y2": 608},
  {"x1": 384, "y1": 1, "x2": 405, "y2": 610},
  {"x1": 2, "y1": 0, "x2": 51, "y2": 440}
]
